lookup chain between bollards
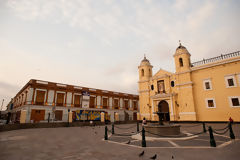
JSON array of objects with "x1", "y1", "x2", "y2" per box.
[
  {"x1": 104, "y1": 126, "x2": 108, "y2": 140},
  {"x1": 112, "y1": 123, "x2": 115, "y2": 134},
  {"x1": 142, "y1": 127, "x2": 146, "y2": 147},
  {"x1": 208, "y1": 126, "x2": 216, "y2": 147},
  {"x1": 229, "y1": 122, "x2": 235, "y2": 139}
]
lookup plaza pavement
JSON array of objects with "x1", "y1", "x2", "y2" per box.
[{"x1": 0, "y1": 123, "x2": 239, "y2": 160}]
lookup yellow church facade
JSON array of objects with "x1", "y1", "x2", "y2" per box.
[{"x1": 138, "y1": 44, "x2": 240, "y2": 122}]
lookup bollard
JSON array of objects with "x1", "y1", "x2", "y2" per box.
[
  {"x1": 208, "y1": 126, "x2": 216, "y2": 147},
  {"x1": 142, "y1": 127, "x2": 146, "y2": 147},
  {"x1": 104, "y1": 126, "x2": 108, "y2": 140},
  {"x1": 229, "y1": 123, "x2": 235, "y2": 140},
  {"x1": 202, "y1": 122, "x2": 206, "y2": 133},
  {"x1": 137, "y1": 121, "x2": 139, "y2": 132},
  {"x1": 112, "y1": 123, "x2": 115, "y2": 134}
]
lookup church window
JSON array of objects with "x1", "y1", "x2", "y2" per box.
[
  {"x1": 179, "y1": 58, "x2": 183, "y2": 67},
  {"x1": 141, "y1": 69, "x2": 144, "y2": 76},
  {"x1": 151, "y1": 85, "x2": 154, "y2": 90},
  {"x1": 203, "y1": 79, "x2": 212, "y2": 90},
  {"x1": 225, "y1": 75, "x2": 237, "y2": 88},
  {"x1": 205, "y1": 98, "x2": 216, "y2": 108},
  {"x1": 157, "y1": 80, "x2": 165, "y2": 93},
  {"x1": 149, "y1": 69, "x2": 151, "y2": 76},
  {"x1": 171, "y1": 81, "x2": 175, "y2": 87},
  {"x1": 228, "y1": 96, "x2": 240, "y2": 107}
]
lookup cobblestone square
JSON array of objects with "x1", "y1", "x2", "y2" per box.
[{"x1": 0, "y1": 123, "x2": 240, "y2": 160}]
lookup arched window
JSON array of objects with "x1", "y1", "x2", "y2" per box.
[
  {"x1": 179, "y1": 58, "x2": 183, "y2": 67},
  {"x1": 149, "y1": 69, "x2": 151, "y2": 76},
  {"x1": 141, "y1": 69, "x2": 144, "y2": 76}
]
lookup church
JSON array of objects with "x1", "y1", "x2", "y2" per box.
[{"x1": 138, "y1": 43, "x2": 240, "y2": 122}]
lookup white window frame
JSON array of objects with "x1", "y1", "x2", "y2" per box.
[
  {"x1": 225, "y1": 75, "x2": 237, "y2": 88},
  {"x1": 205, "y1": 98, "x2": 216, "y2": 108},
  {"x1": 228, "y1": 96, "x2": 240, "y2": 107},
  {"x1": 203, "y1": 79, "x2": 212, "y2": 91}
]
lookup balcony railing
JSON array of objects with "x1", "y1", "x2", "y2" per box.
[{"x1": 191, "y1": 51, "x2": 240, "y2": 67}]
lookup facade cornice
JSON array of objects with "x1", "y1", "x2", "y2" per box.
[
  {"x1": 174, "y1": 70, "x2": 191, "y2": 75},
  {"x1": 175, "y1": 81, "x2": 193, "y2": 86},
  {"x1": 151, "y1": 74, "x2": 170, "y2": 80},
  {"x1": 150, "y1": 93, "x2": 177, "y2": 99},
  {"x1": 138, "y1": 64, "x2": 153, "y2": 68}
]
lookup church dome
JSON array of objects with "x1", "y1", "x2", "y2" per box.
[
  {"x1": 174, "y1": 42, "x2": 191, "y2": 57},
  {"x1": 140, "y1": 55, "x2": 151, "y2": 66}
]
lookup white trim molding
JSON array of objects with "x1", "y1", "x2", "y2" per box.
[
  {"x1": 179, "y1": 112, "x2": 196, "y2": 115},
  {"x1": 228, "y1": 96, "x2": 240, "y2": 107},
  {"x1": 175, "y1": 81, "x2": 193, "y2": 87}
]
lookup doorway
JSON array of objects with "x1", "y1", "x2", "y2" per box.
[{"x1": 158, "y1": 100, "x2": 170, "y2": 122}]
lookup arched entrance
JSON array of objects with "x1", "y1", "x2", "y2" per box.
[{"x1": 158, "y1": 100, "x2": 170, "y2": 122}]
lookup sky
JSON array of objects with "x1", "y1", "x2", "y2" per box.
[{"x1": 0, "y1": 0, "x2": 240, "y2": 110}]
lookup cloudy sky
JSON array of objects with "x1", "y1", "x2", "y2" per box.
[{"x1": 0, "y1": 0, "x2": 240, "y2": 110}]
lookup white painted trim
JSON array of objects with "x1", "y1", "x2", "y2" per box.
[
  {"x1": 228, "y1": 96, "x2": 240, "y2": 107},
  {"x1": 203, "y1": 79, "x2": 212, "y2": 91},
  {"x1": 36, "y1": 80, "x2": 48, "y2": 85},
  {"x1": 224, "y1": 75, "x2": 237, "y2": 88},
  {"x1": 205, "y1": 98, "x2": 216, "y2": 108},
  {"x1": 179, "y1": 112, "x2": 196, "y2": 115},
  {"x1": 89, "y1": 88, "x2": 96, "y2": 91},
  {"x1": 74, "y1": 86, "x2": 82, "y2": 89},
  {"x1": 175, "y1": 81, "x2": 193, "y2": 86},
  {"x1": 90, "y1": 95, "x2": 96, "y2": 97},
  {"x1": 102, "y1": 90, "x2": 108, "y2": 93},
  {"x1": 56, "y1": 84, "x2": 67, "y2": 87}
]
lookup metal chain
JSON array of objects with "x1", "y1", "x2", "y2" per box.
[
  {"x1": 213, "y1": 125, "x2": 229, "y2": 131},
  {"x1": 212, "y1": 128, "x2": 229, "y2": 135},
  {"x1": 114, "y1": 124, "x2": 137, "y2": 130}
]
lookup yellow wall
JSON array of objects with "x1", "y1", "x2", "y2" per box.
[
  {"x1": 138, "y1": 47, "x2": 240, "y2": 122},
  {"x1": 192, "y1": 59, "x2": 240, "y2": 121}
]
